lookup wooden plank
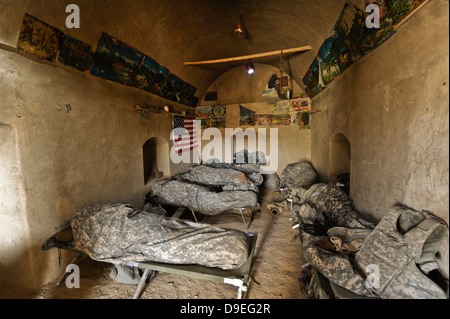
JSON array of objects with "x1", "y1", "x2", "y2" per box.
[{"x1": 184, "y1": 46, "x2": 312, "y2": 65}]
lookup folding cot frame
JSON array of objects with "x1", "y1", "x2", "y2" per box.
[
  {"x1": 42, "y1": 231, "x2": 258, "y2": 299},
  {"x1": 189, "y1": 206, "x2": 257, "y2": 229}
]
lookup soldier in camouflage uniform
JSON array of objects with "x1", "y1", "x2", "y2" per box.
[{"x1": 70, "y1": 203, "x2": 251, "y2": 270}]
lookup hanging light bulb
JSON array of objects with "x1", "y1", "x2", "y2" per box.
[
  {"x1": 235, "y1": 24, "x2": 244, "y2": 35},
  {"x1": 246, "y1": 60, "x2": 255, "y2": 75}
]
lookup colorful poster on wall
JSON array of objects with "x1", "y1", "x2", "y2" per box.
[
  {"x1": 91, "y1": 32, "x2": 145, "y2": 86},
  {"x1": 302, "y1": 58, "x2": 322, "y2": 98},
  {"x1": 256, "y1": 114, "x2": 273, "y2": 126},
  {"x1": 186, "y1": 96, "x2": 199, "y2": 107},
  {"x1": 303, "y1": 0, "x2": 425, "y2": 99},
  {"x1": 17, "y1": 13, "x2": 63, "y2": 61},
  {"x1": 136, "y1": 55, "x2": 169, "y2": 96},
  {"x1": 272, "y1": 100, "x2": 291, "y2": 113},
  {"x1": 319, "y1": 30, "x2": 353, "y2": 85},
  {"x1": 181, "y1": 83, "x2": 197, "y2": 100},
  {"x1": 196, "y1": 106, "x2": 212, "y2": 118},
  {"x1": 387, "y1": 0, "x2": 426, "y2": 24},
  {"x1": 256, "y1": 114, "x2": 291, "y2": 126},
  {"x1": 239, "y1": 105, "x2": 256, "y2": 126},
  {"x1": 210, "y1": 117, "x2": 226, "y2": 128},
  {"x1": 57, "y1": 34, "x2": 93, "y2": 71},
  {"x1": 212, "y1": 105, "x2": 226, "y2": 117},
  {"x1": 179, "y1": 90, "x2": 198, "y2": 107},
  {"x1": 200, "y1": 118, "x2": 211, "y2": 129},
  {"x1": 160, "y1": 73, "x2": 198, "y2": 106},
  {"x1": 272, "y1": 114, "x2": 292, "y2": 126},
  {"x1": 334, "y1": 1, "x2": 396, "y2": 63},
  {"x1": 161, "y1": 73, "x2": 185, "y2": 102},
  {"x1": 297, "y1": 112, "x2": 311, "y2": 130},
  {"x1": 290, "y1": 98, "x2": 311, "y2": 112}
]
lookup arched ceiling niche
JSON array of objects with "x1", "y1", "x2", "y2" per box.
[{"x1": 200, "y1": 62, "x2": 304, "y2": 106}]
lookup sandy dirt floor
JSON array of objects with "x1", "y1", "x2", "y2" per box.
[{"x1": 4, "y1": 203, "x2": 307, "y2": 300}]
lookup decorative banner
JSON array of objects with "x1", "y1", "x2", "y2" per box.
[
  {"x1": 17, "y1": 13, "x2": 63, "y2": 61},
  {"x1": 196, "y1": 106, "x2": 212, "y2": 118},
  {"x1": 272, "y1": 100, "x2": 290, "y2": 113},
  {"x1": 210, "y1": 116, "x2": 226, "y2": 128},
  {"x1": 278, "y1": 76, "x2": 289, "y2": 87},
  {"x1": 271, "y1": 114, "x2": 292, "y2": 126},
  {"x1": 57, "y1": 34, "x2": 93, "y2": 71},
  {"x1": 297, "y1": 112, "x2": 311, "y2": 130},
  {"x1": 256, "y1": 114, "x2": 273, "y2": 126},
  {"x1": 256, "y1": 114, "x2": 291, "y2": 126},
  {"x1": 272, "y1": 98, "x2": 311, "y2": 113},
  {"x1": 239, "y1": 105, "x2": 256, "y2": 126}
]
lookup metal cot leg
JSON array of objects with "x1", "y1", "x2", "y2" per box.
[
  {"x1": 133, "y1": 268, "x2": 151, "y2": 299},
  {"x1": 56, "y1": 252, "x2": 83, "y2": 286},
  {"x1": 237, "y1": 208, "x2": 253, "y2": 229}
]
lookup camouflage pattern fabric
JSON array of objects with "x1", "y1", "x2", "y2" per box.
[
  {"x1": 303, "y1": 237, "x2": 376, "y2": 297},
  {"x1": 304, "y1": 184, "x2": 374, "y2": 230},
  {"x1": 180, "y1": 164, "x2": 260, "y2": 192},
  {"x1": 205, "y1": 161, "x2": 261, "y2": 175},
  {"x1": 150, "y1": 179, "x2": 258, "y2": 215},
  {"x1": 71, "y1": 203, "x2": 251, "y2": 270},
  {"x1": 281, "y1": 161, "x2": 318, "y2": 189},
  {"x1": 355, "y1": 205, "x2": 448, "y2": 299},
  {"x1": 246, "y1": 172, "x2": 264, "y2": 185},
  {"x1": 261, "y1": 172, "x2": 280, "y2": 190},
  {"x1": 288, "y1": 182, "x2": 377, "y2": 298},
  {"x1": 289, "y1": 183, "x2": 374, "y2": 236}
]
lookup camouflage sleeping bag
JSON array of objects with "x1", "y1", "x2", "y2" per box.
[
  {"x1": 70, "y1": 203, "x2": 251, "y2": 270},
  {"x1": 180, "y1": 164, "x2": 259, "y2": 192},
  {"x1": 150, "y1": 179, "x2": 258, "y2": 215},
  {"x1": 281, "y1": 161, "x2": 318, "y2": 189}
]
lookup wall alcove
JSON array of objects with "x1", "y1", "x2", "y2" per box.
[
  {"x1": 0, "y1": 123, "x2": 29, "y2": 286},
  {"x1": 142, "y1": 136, "x2": 170, "y2": 184},
  {"x1": 328, "y1": 133, "x2": 351, "y2": 186}
]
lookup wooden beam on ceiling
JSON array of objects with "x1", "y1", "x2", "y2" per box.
[{"x1": 183, "y1": 45, "x2": 312, "y2": 66}]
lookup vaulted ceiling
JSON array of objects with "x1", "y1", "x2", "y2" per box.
[{"x1": 1, "y1": 0, "x2": 348, "y2": 99}]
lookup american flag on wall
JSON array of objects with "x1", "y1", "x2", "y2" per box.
[{"x1": 172, "y1": 115, "x2": 198, "y2": 153}]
